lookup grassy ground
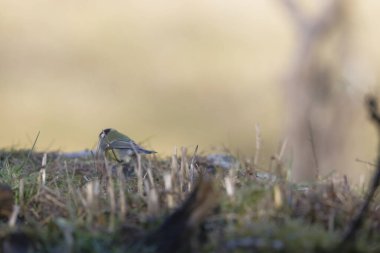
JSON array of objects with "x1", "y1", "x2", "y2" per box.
[{"x1": 1, "y1": 146, "x2": 380, "y2": 253}]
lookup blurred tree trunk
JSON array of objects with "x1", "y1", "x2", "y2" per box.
[{"x1": 281, "y1": 0, "x2": 352, "y2": 182}]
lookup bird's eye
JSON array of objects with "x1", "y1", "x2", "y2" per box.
[{"x1": 99, "y1": 128, "x2": 111, "y2": 138}]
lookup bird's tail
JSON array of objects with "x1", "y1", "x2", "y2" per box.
[{"x1": 137, "y1": 147, "x2": 157, "y2": 154}]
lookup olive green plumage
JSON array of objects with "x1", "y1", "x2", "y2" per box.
[{"x1": 98, "y1": 128, "x2": 156, "y2": 163}]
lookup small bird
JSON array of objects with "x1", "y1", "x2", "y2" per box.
[{"x1": 98, "y1": 128, "x2": 156, "y2": 164}]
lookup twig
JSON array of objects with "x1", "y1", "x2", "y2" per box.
[
  {"x1": 279, "y1": 0, "x2": 348, "y2": 182},
  {"x1": 355, "y1": 158, "x2": 376, "y2": 167},
  {"x1": 307, "y1": 118, "x2": 319, "y2": 177},
  {"x1": 280, "y1": 0, "x2": 307, "y2": 30},
  {"x1": 280, "y1": 0, "x2": 343, "y2": 36},
  {"x1": 338, "y1": 96, "x2": 380, "y2": 247}
]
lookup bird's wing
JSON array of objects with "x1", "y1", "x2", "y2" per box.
[
  {"x1": 108, "y1": 140, "x2": 136, "y2": 149},
  {"x1": 108, "y1": 140, "x2": 156, "y2": 154}
]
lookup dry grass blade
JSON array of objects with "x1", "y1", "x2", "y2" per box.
[
  {"x1": 8, "y1": 205, "x2": 20, "y2": 227},
  {"x1": 189, "y1": 145, "x2": 198, "y2": 191},
  {"x1": 254, "y1": 123, "x2": 261, "y2": 168},
  {"x1": 117, "y1": 166, "x2": 127, "y2": 221},
  {"x1": 179, "y1": 147, "x2": 188, "y2": 194},
  {"x1": 136, "y1": 154, "x2": 143, "y2": 196},
  {"x1": 106, "y1": 165, "x2": 116, "y2": 231},
  {"x1": 164, "y1": 173, "x2": 174, "y2": 208}
]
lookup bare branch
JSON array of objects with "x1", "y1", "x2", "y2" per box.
[{"x1": 280, "y1": 0, "x2": 307, "y2": 30}]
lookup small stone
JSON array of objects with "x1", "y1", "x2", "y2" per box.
[{"x1": 207, "y1": 154, "x2": 239, "y2": 170}]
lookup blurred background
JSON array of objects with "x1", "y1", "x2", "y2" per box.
[{"x1": 0, "y1": 0, "x2": 379, "y2": 169}]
